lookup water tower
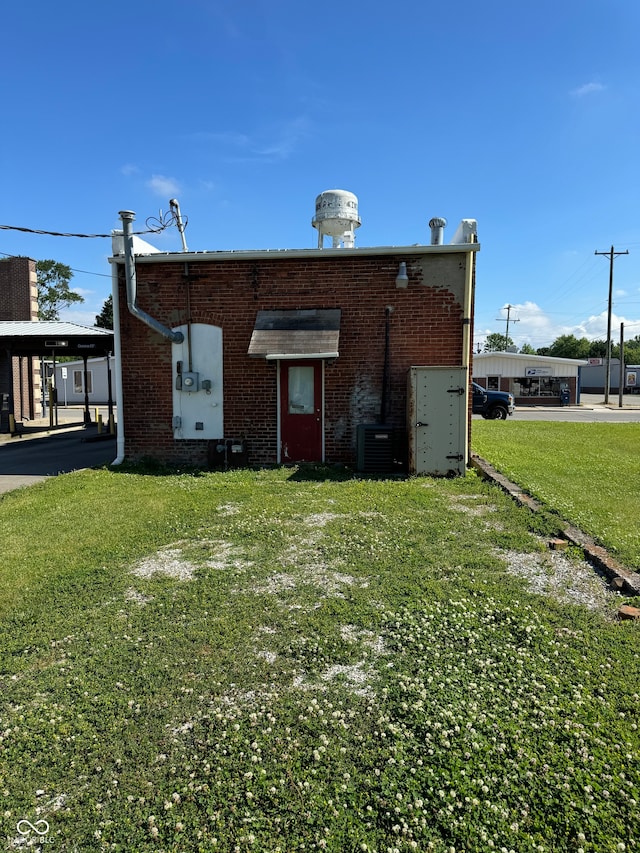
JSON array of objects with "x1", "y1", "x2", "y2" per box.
[{"x1": 312, "y1": 189, "x2": 361, "y2": 248}]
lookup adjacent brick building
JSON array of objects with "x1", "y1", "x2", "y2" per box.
[
  {"x1": 111, "y1": 215, "x2": 479, "y2": 474},
  {"x1": 0, "y1": 257, "x2": 115, "y2": 431},
  {"x1": 0, "y1": 256, "x2": 40, "y2": 425}
]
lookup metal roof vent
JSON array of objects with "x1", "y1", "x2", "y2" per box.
[
  {"x1": 429, "y1": 216, "x2": 447, "y2": 246},
  {"x1": 429, "y1": 217, "x2": 447, "y2": 245},
  {"x1": 312, "y1": 189, "x2": 361, "y2": 249}
]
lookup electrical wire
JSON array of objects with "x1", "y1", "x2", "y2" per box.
[
  {"x1": 0, "y1": 251, "x2": 112, "y2": 278},
  {"x1": 0, "y1": 209, "x2": 184, "y2": 239}
]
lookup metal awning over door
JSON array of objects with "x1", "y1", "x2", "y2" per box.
[{"x1": 247, "y1": 309, "x2": 341, "y2": 360}]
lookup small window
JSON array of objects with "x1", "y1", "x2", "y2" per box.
[
  {"x1": 487, "y1": 376, "x2": 500, "y2": 391},
  {"x1": 73, "y1": 370, "x2": 93, "y2": 395},
  {"x1": 288, "y1": 365, "x2": 314, "y2": 414}
]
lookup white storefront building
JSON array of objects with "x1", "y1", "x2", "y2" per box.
[{"x1": 473, "y1": 352, "x2": 588, "y2": 405}]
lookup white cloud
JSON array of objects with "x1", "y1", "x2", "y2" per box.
[
  {"x1": 494, "y1": 301, "x2": 557, "y2": 346},
  {"x1": 478, "y1": 301, "x2": 640, "y2": 351},
  {"x1": 193, "y1": 117, "x2": 311, "y2": 163},
  {"x1": 59, "y1": 307, "x2": 101, "y2": 327},
  {"x1": 254, "y1": 117, "x2": 310, "y2": 161},
  {"x1": 192, "y1": 130, "x2": 251, "y2": 147},
  {"x1": 147, "y1": 175, "x2": 182, "y2": 197},
  {"x1": 121, "y1": 163, "x2": 139, "y2": 177},
  {"x1": 571, "y1": 81, "x2": 605, "y2": 97}
]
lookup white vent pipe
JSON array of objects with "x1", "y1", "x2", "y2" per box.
[
  {"x1": 119, "y1": 211, "x2": 183, "y2": 343},
  {"x1": 169, "y1": 199, "x2": 188, "y2": 252}
]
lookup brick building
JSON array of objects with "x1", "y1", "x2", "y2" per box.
[
  {"x1": 0, "y1": 256, "x2": 40, "y2": 425},
  {"x1": 110, "y1": 209, "x2": 479, "y2": 474},
  {"x1": 0, "y1": 256, "x2": 115, "y2": 431}
]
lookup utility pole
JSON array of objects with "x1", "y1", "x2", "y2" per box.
[
  {"x1": 495, "y1": 304, "x2": 519, "y2": 350},
  {"x1": 619, "y1": 322, "x2": 625, "y2": 409},
  {"x1": 595, "y1": 246, "x2": 628, "y2": 404}
]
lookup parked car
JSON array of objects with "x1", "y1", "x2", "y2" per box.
[{"x1": 472, "y1": 382, "x2": 515, "y2": 420}]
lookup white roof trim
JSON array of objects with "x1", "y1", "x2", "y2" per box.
[
  {"x1": 475, "y1": 352, "x2": 589, "y2": 366},
  {"x1": 109, "y1": 243, "x2": 480, "y2": 264},
  {"x1": 265, "y1": 352, "x2": 338, "y2": 361}
]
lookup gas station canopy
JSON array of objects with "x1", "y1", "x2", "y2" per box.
[{"x1": 0, "y1": 321, "x2": 114, "y2": 356}]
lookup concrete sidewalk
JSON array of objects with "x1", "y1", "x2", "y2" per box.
[
  {"x1": 579, "y1": 392, "x2": 640, "y2": 409},
  {"x1": 512, "y1": 392, "x2": 640, "y2": 412}
]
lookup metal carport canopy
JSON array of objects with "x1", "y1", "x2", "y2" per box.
[{"x1": 0, "y1": 321, "x2": 114, "y2": 356}]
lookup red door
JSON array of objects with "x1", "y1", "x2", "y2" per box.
[{"x1": 280, "y1": 360, "x2": 323, "y2": 462}]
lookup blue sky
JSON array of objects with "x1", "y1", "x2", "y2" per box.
[{"x1": 2, "y1": 0, "x2": 640, "y2": 351}]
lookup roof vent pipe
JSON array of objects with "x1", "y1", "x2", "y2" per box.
[
  {"x1": 119, "y1": 210, "x2": 183, "y2": 343},
  {"x1": 169, "y1": 198, "x2": 188, "y2": 252},
  {"x1": 429, "y1": 217, "x2": 447, "y2": 245}
]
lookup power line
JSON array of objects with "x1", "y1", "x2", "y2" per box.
[
  {"x1": 0, "y1": 211, "x2": 178, "y2": 239},
  {"x1": 0, "y1": 207, "x2": 185, "y2": 278},
  {"x1": 0, "y1": 251, "x2": 111, "y2": 278},
  {"x1": 67, "y1": 267, "x2": 112, "y2": 279}
]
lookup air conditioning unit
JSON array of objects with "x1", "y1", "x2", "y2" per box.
[{"x1": 356, "y1": 425, "x2": 396, "y2": 473}]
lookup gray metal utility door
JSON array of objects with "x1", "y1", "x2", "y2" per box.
[{"x1": 407, "y1": 366, "x2": 468, "y2": 476}]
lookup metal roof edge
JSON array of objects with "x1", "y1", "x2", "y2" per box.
[
  {"x1": 0, "y1": 321, "x2": 113, "y2": 336},
  {"x1": 109, "y1": 243, "x2": 480, "y2": 264},
  {"x1": 475, "y1": 352, "x2": 589, "y2": 365}
]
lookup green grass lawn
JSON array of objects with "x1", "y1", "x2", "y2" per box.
[
  {"x1": 472, "y1": 420, "x2": 640, "y2": 570},
  {"x1": 0, "y1": 463, "x2": 638, "y2": 852}
]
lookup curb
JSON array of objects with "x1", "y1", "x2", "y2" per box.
[{"x1": 470, "y1": 453, "x2": 640, "y2": 597}]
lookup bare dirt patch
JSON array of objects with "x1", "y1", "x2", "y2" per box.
[
  {"x1": 498, "y1": 546, "x2": 621, "y2": 616},
  {"x1": 130, "y1": 547, "x2": 197, "y2": 581}
]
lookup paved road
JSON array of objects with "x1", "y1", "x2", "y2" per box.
[{"x1": 0, "y1": 425, "x2": 116, "y2": 494}]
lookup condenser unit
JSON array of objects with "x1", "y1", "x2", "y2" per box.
[{"x1": 356, "y1": 424, "x2": 396, "y2": 473}]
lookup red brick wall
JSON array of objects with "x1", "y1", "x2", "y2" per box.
[
  {"x1": 0, "y1": 257, "x2": 38, "y2": 423},
  {"x1": 117, "y1": 251, "x2": 474, "y2": 466},
  {"x1": 0, "y1": 256, "x2": 38, "y2": 321}
]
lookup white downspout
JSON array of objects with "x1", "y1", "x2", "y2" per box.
[
  {"x1": 110, "y1": 210, "x2": 184, "y2": 465},
  {"x1": 462, "y1": 249, "x2": 475, "y2": 465},
  {"x1": 111, "y1": 260, "x2": 125, "y2": 465}
]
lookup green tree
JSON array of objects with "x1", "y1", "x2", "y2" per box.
[
  {"x1": 95, "y1": 294, "x2": 113, "y2": 329},
  {"x1": 547, "y1": 334, "x2": 590, "y2": 359},
  {"x1": 36, "y1": 260, "x2": 84, "y2": 321},
  {"x1": 622, "y1": 335, "x2": 640, "y2": 364},
  {"x1": 588, "y1": 339, "x2": 608, "y2": 358},
  {"x1": 484, "y1": 332, "x2": 514, "y2": 352},
  {"x1": 519, "y1": 343, "x2": 536, "y2": 354}
]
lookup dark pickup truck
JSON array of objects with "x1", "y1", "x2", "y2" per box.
[{"x1": 472, "y1": 382, "x2": 515, "y2": 420}]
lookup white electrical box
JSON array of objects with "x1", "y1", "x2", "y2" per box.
[{"x1": 171, "y1": 323, "x2": 224, "y2": 440}]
